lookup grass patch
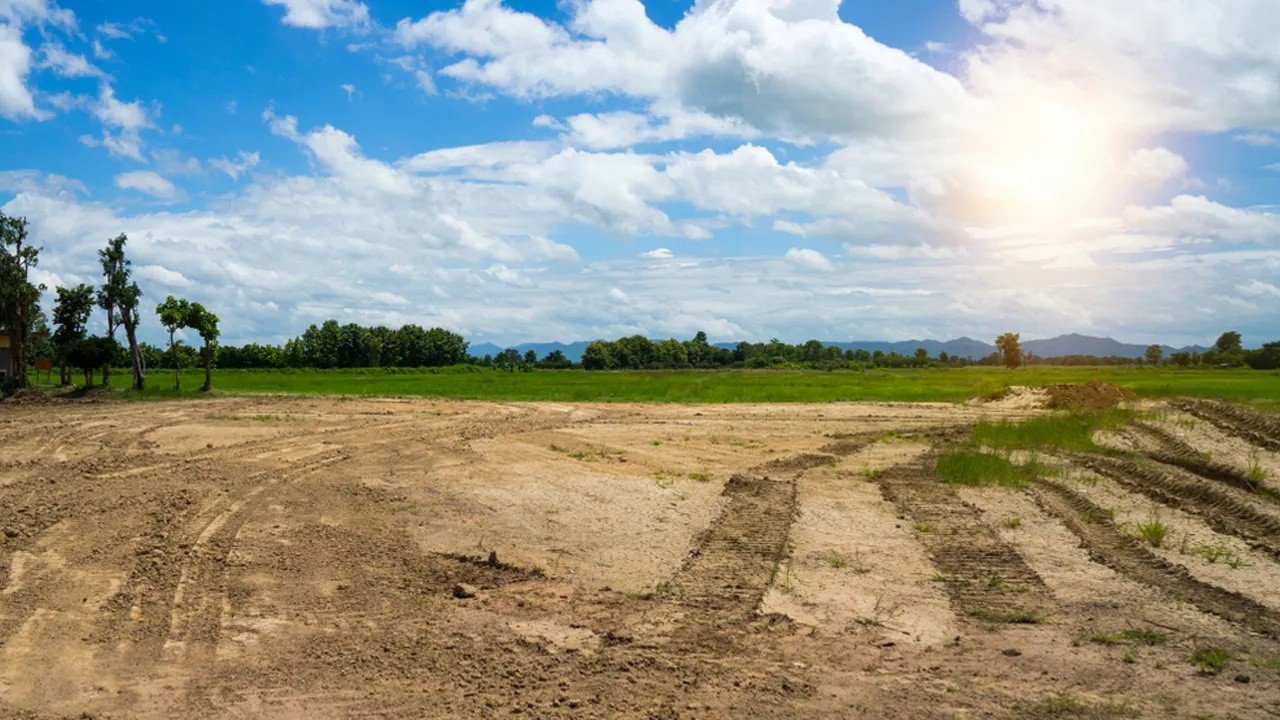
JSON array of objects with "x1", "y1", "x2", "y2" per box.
[
  {"x1": 1000, "y1": 516, "x2": 1023, "y2": 529},
  {"x1": 1022, "y1": 694, "x2": 1135, "y2": 719},
  {"x1": 1191, "y1": 648, "x2": 1232, "y2": 675},
  {"x1": 40, "y1": 365, "x2": 1280, "y2": 405},
  {"x1": 1249, "y1": 656, "x2": 1280, "y2": 673},
  {"x1": 936, "y1": 449, "x2": 1047, "y2": 488},
  {"x1": 1135, "y1": 512, "x2": 1168, "y2": 548},
  {"x1": 1246, "y1": 452, "x2": 1267, "y2": 490},
  {"x1": 971, "y1": 409, "x2": 1133, "y2": 453},
  {"x1": 968, "y1": 607, "x2": 1043, "y2": 624}
]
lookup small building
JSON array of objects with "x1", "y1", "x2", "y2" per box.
[{"x1": 0, "y1": 329, "x2": 13, "y2": 380}]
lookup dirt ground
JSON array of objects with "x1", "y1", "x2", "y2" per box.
[{"x1": 1, "y1": 395, "x2": 1278, "y2": 719}]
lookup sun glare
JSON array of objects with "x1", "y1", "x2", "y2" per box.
[{"x1": 966, "y1": 95, "x2": 1122, "y2": 227}]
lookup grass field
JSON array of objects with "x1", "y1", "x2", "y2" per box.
[{"x1": 56, "y1": 365, "x2": 1279, "y2": 406}]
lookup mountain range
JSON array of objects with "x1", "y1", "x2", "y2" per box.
[{"x1": 470, "y1": 334, "x2": 1212, "y2": 363}]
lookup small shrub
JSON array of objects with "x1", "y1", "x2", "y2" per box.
[
  {"x1": 1135, "y1": 512, "x2": 1168, "y2": 547},
  {"x1": 1001, "y1": 517, "x2": 1023, "y2": 529},
  {"x1": 1246, "y1": 453, "x2": 1267, "y2": 490}
]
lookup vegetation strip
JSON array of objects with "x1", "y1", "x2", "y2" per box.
[{"x1": 1030, "y1": 478, "x2": 1280, "y2": 639}]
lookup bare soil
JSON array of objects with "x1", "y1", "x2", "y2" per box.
[{"x1": 1, "y1": 396, "x2": 1278, "y2": 719}]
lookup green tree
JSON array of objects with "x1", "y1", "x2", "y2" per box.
[
  {"x1": 995, "y1": 332, "x2": 1023, "y2": 369},
  {"x1": 185, "y1": 302, "x2": 220, "y2": 392},
  {"x1": 0, "y1": 212, "x2": 44, "y2": 388},
  {"x1": 1214, "y1": 331, "x2": 1243, "y2": 355},
  {"x1": 1144, "y1": 344, "x2": 1164, "y2": 366},
  {"x1": 913, "y1": 347, "x2": 929, "y2": 366},
  {"x1": 156, "y1": 296, "x2": 193, "y2": 390},
  {"x1": 65, "y1": 337, "x2": 119, "y2": 388},
  {"x1": 52, "y1": 284, "x2": 96, "y2": 386},
  {"x1": 1247, "y1": 342, "x2": 1280, "y2": 370},
  {"x1": 581, "y1": 341, "x2": 614, "y2": 370},
  {"x1": 99, "y1": 235, "x2": 145, "y2": 389}
]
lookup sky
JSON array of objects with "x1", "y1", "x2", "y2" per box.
[{"x1": 1, "y1": 0, "x2": 1279, "y2": 348}]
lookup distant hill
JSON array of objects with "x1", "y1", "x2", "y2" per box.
[
  {"x1": 470, "y1": 334, "x2": 1212, "y2": 363},
  {"x1": 469, "y1": 341, "x2": 592, "y2": 361}
]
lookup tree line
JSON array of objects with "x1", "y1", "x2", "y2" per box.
[
  {"x1": 986, "y1": 331, "x2": 1280, "y2": 370},
  {"x1": 1, "y1": 210, "x2": 220, "y2": 393}
]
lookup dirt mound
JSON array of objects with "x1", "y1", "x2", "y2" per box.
[
  {"x1": 0, "y1": 388, "x2": 53, "y2": 405},
  {"x1": 1043, "y1": 381, "x2": 1136, "y2": 411},
  {"x1": 973, "y1": 385, "x2": 1048, "y2": 410}
]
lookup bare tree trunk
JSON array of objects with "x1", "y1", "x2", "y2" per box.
[
  {"x1": 202, "y1": 341, "x2": 213, "y2": 392},
  {"x1": 124, "y1": 311, "x2": 144, "y2": 391},
  {"x1": 102, "y1": 313, "x2": 114, "y2": 385},
  {"x1": 169, "y1": 330, "x2": 180, "y2": 391}
]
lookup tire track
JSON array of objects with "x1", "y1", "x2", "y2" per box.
[
  {"x1": 1074, "y1": 453, "x2": 1280, "y2": 559},
  {"x1": 1030, "y1": 478, "x2": 1280, "y2": 639},
  {"x1": 1172, "y1": 398, "x2": 1280, "y2": 452},
  {"x1": 877, "y1": 458, "x2": 1055, "y2": 624},
  {"x1": 161, "y1": 451, "x2": 350, "y2": 663},
  {"x1": 659, "y1": 452, "x2": 838, "y2": 642},
  {"x1": 1127, "y1": 421, "x2": 1280, "y2": 501}
]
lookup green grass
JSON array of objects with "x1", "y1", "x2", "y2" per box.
[
  {"x1": 1191, "y1": 648, "x2": 1232, "y2": 675},
  {"x1": 936, "y1": 449, "x2": 1048, "y2": 487},
  {"x1": 26, "y1": 365, "x2": 1280, "y2": 405},
  {"x1": 972, "y1": 409, "x2": 1134, "y2": 452}
]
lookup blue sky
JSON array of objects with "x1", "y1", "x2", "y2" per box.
[{"x1": 2, "y1": 0, "x2": 1279, "y2": 347}]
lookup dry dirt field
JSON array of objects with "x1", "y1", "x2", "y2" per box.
[{"x1": 1, "y1": 395, "x2": 1279, "y2": 719}]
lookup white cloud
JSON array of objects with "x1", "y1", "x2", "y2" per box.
[
  {"x1": 961, "y1": 0, "x2": 1280, "y2": 134},
  {"x1": 262, "y1": 0, "x2": 370, "y2": 30},
  {"x1": 1234, "y1": 132, "x2": 1279, "y2": 147},
  {"x1": 641, "y1": 247, "x2": 673, "y2": 259},
  {"x1": 1121, "y1": 195, "x2": 1280, "y2": 246},
  {"x1": 0, "y1": 24, "x2": 43, "y2": 120},
  {"x1": 38, "y1": 41, "x2": 104, "y2": 78},
  {"x1": 1123, "y1": 147, "x2": 1189, "y2": 188},
  {"x1": 396, "y1": 0, "x2": 967, "y2": 142},
  {"x1": 210, "y1": 151, "x2": 261, "y2": 180},
  {"x1": 83, "y1": 83, "x2": 153, "y2": 160},
  {"x1": 114, "y1": 170, "x2": 178, "y2": 199},
  {"x1": 784, "y1": 247, "x2": 834, "y2": 272},
  {"x1": 340, "y1": 82, "x2": 357, "y2": 100}
]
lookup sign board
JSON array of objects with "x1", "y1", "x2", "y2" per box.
[{"x1": 33, "y1": 357, "x2": 54, "y2": 372}]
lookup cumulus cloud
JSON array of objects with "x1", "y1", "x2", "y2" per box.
[
  {"x1": 784, "y1": 247, "x2": 834, "y2": 272},
  {"x1": 0, "y1": 24, "x2": 43, "y2": 120},
  {"x1": 262, "y1": 0, "x2": 370, "y2": 30},
  {"x1": 114, "y1": 170, "x2": 178, "y2": 199},
  {"x1": 80, "y1": 83, "x2": 153, "y2": 160},
  {"x1": 961, "y1": 0, "x2": 1280, "y2": 134},
  {"x1": 396, "y1": 0, "x2": 966, "y2": 142}
]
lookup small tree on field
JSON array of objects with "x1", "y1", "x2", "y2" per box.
[
  {"x1": 99, "y1": 235, "x2": 145, "y2": 389},
  {"x1": 1144, "y1": 344, "x2": 1164, "y2": 366},
  {"x1": 995, "y1": 332, "x2": 1023, "y2": 369},
  {"x1": 186, "y1": 302, "x2": 220, "y2": 392},
  {"x1": 0, "y1": 212, "x2": 44, "y2": 388},
  {"x1": 52, "y1": 284, "x2": 96, "y2": 385},
  {"x1": 156, "y1": 296, "x2": 193, "y2": 390}
]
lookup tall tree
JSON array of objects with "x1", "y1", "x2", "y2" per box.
[
  {"x1": 995, "y1": 332, "x2": 1023, "y2": 369},
  {"x1": 156, "y1": 296, "x2": 192, "y2": 390},
  {"x1": 0, "y1": 212, "x2": 44, "y2": 387},
  {"x1": 99, "y1": 235, "x2": 146, "y2": 390},
  {"x1": 1144, "y1": 344, "x2": 1164, "y2": 366},
  {"x1": 52, "y1": 284, "x2": 96, "y2": 386},
  {"x1": 186, "y1": 302, "x2": 220, "y2": 392}
]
